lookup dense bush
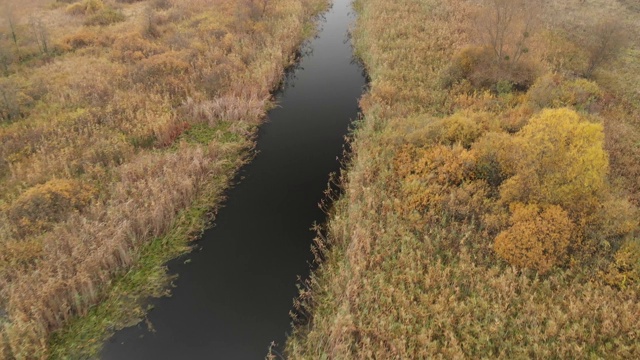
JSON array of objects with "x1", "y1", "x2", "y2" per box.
[
  {"x1": 61, "y1": 29, "x2": 98, "y2": 50},
  {"x1": 134, "y1": 50, "x2": 191, "y2": 98},
  {"x1": 499, "y1": 108, "x2": 607, "y2": 216},
  {"x1": 422, "y1": 110, "x2": 494, "y2": 148},
  {"x1": 445, "y1": 45, "x2": 538, "y2": 91},
  {"x1": 65, "y1": 0, "x2": 105, "y2": 16},
  {"x1": 470, "y1": 131, "x2": 515, "y2": 188},
  {"x1": 494, "y1": 203, "x2": 574, "y2": 273},
  {"x1": 394, "y1": 108, "x2": 615, "y2": 273},
  {"x1": 538, "y1": 30, "x2": 589, "y2": 76},
  {"x1": 527, "y1": 73, "x2": 603, "y2": 112},
  {"x1": 395, "y1": 144, "x2": 477, "y2": 215}
]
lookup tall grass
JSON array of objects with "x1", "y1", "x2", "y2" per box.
[
  {"x1": 286, "y1": 0, "x2": 640, "y2": 358},
  {"x1": 0, "y1": 0, "x2": 327, "y2": 358}
]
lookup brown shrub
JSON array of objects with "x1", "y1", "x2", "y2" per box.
[
  {"x1": 445, "y1": 0, "x2": 545, "y2": 91},
  {"x1": 445, "y1": 45, "x2": 539, "y2": 91},
  {"x1": 538, "y1": 29, "x2": 589, "y2": 75},
  {"x1": 65, "y1": 0, "x2": 105, "y2": 16},
  {"x1": 471, "y1": 131, "x2": 517, "y2": 189},
  {"x1": 604, "y1": 113, "x2": 640, "y2": 206},
  {"x1": 619, "y1": 0, "x2": 640, "y2": 12},
  {"x1": 151, "y1": 0, "x2": 173, "y2": 10},
  {"x1": 7, "y1": 179, "x2": 95, "y2": 238},
  {"x1": 0, "y1": 238, "x2": 43, "y2": 270},
  {"x1": 498, "y1": 103, "x2": 534, "y2": 133},
  {"x1": 527, "y1": 73, "x2": 603, "y2": 112},
  {"x1": 583, "y1": 18, "x2": 628, "y2": 77},
  {"x1": 61, "y1": 29, "x2": 98, "y2": 50},
  {"x1": 153, "y1": 118, "x2": 190, "y2": 147},
  {"x1": 112, "y1": 32, "x2": 166, "y2": 62},
  {"x1": 494, "y1": 203, "x2": 575, "y2": 273},
  {"x1": 133, "y1": 51, "x2": 191, "y2": 99},
  {"x1": 594, "y1": 198, "x2": 639, "y2": 240}
]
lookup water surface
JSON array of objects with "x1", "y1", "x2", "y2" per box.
[{"x1": 102, "y1": 0, "x2": 365, "y2": 358}]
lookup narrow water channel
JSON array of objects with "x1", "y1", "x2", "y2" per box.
[{"x1": 101, "y1": 0, "x2": 365, "y2": 358}]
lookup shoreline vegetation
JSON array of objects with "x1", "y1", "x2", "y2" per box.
[
  {"x1": 0, "y1": 0, "x2": 327, "y2": 358},
  {"x1": 288, "y1": 0, "x2": 640, "y2": 358}
]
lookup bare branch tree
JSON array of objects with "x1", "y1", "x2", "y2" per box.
[
  {"x1": 4, "y1": 5, "x2": 20, "y2": 59},
  {"x1": 584, "y1": 18, "x2": 627, "y2": 77},
  {"x1": 29, "y1": 17, "x2": 49, "y2": 55},
  {"x1": 473, "y1": 0, "x2": 542, "y2": 68}
]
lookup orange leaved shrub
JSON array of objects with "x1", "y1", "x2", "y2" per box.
[{"x1": 494, "y1": 203, "x2": 575, "y2": 273}]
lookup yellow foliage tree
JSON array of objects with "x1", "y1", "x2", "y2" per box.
[
  {"x1": 494, "y1": 203, "x2": 575, "y2": 273},
  {"x1": 499, "y1": 108, "x2": 608, "y2": 216}
]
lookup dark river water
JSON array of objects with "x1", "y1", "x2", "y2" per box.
[{"x1": 101, "y1": 0, "x2": 365, "y2": 358}]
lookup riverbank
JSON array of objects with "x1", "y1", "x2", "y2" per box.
[
  {"x1": 287, "y1": 0, "x2": 640, "y2": 357},
  {"x1": 100, "y1": 0, "x2": 365, "y2": 357},
  {"x1": 0, "y1": 0, "x2": 327, "y2": 358}
]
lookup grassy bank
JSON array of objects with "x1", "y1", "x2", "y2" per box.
[
  {"x1": 287, "y1": 0, "x2": 640, "y2": 358},
  {"x1": 0, "y1": 0, "x2": 327, "y2": 358}
]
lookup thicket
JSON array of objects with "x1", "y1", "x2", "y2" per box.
[
  {"x1": 0, "y1": 0, "x2": 327, "y2": 358},
  {"x1": 287, "y1": 0, "x2": 640, "y2": 358}
]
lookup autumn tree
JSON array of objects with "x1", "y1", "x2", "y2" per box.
[
  {"x1": 499, "y1": 108, "x2": 608, "y2": 216},
  {"x1": 494, "y1": 203, "x2": 574, "y2": 273},
  {"x1": 492, "y1": 108, "x2": 613, "y2": 272}
]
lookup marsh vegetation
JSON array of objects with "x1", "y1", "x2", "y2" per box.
[
  {"x1": 287, "y1": 0, "x2": 640, "y2": 358},
  {"x1": 0, "y1": 0, "x2": 326, "y2": 358}
]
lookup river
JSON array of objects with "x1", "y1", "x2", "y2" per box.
[{"x1": 101, "y1": 0, "x2": 365, "y2": 358}]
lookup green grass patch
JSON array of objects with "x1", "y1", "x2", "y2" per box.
[{"x1": 180, "y1": 122, "x2": 242, "y2": 145}]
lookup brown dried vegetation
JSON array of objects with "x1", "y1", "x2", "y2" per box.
[
  {"x1": 287, "y1": 0, "x2": 640, "y2": 358},
  {"x1": 0, "y1": 0, "x2": 327, "y2": 358}
]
